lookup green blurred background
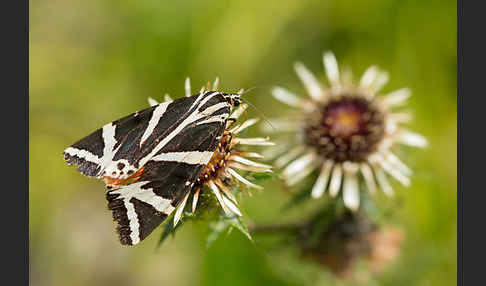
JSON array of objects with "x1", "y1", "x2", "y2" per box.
[{"x1": 30, "y1": 0, "x2": 456, "y2": 285}]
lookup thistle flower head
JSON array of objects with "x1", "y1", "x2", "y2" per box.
[
  {"x1": 149, "y1": 78, "x2": 274, "y2": 227},
  {"x1": 267, "y1": 52, "x2": 427, "y2": 211}
]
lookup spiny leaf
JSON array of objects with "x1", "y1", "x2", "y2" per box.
[
  {"x1": 226, "y1": 216, "x2": 253, "y2": 242},
  {"x1": 206, "y1": 214, "x2": 253, "y2": 248}
]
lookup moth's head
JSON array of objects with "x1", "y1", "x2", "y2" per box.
[{"x1": 222, "y1": 93, "x2": 241, "y2": 108}]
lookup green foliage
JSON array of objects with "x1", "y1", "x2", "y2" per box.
[{"x1": 207, "y1": 216, "x2": 253, "y2": 249}]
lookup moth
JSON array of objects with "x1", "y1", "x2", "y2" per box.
[{"x1": 63, "y1": 91, "x2": 241, "y2": 246}]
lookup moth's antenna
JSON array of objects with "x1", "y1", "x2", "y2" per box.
[
  {"x1": 237, "y1": 89, "x2": 276, "y2": 132},
  {"x1": 238, "y1": 86, "x2": 262, "y2": 96}
]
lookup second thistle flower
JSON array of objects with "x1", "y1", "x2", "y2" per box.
[{"x1": 267, "y1": 52, "x2": 427, "y2": 211}]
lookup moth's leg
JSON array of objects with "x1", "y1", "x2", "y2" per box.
[
  {"x1": 226, "y1": 131, "x2": 233, "y2": 143},
  {"x1": 225, "y1": 117, "x2": 237, "y2": 129},
  {"x1": 222, "y1": 131, "x2": 234, "y2": 151}
]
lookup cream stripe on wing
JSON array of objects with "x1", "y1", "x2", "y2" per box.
[
  {"x1": 64, "y1": 147, "x2": 101, "y2": 164},
  {"x1": 196, "y1": 114, "x2": 228, "y2": 126},
  {"x1": 64, "y1": 122, "x2": 120, "y2": 177},
  {"x1": 200, "y1": 102, "x2": 228, "y2": 115},
  {"x1": 111, "y1": 182, "x2": 176, "y2": 214},
  {"x1": 124, "y1": 199, "x2": 140, "y2": 245},
  {"x1": 99, "y1": 123, "x2": 122, "y2": 176},
  {"x1": 188, "y1": 91, "x2": 217, "y2": 112},
  {"x1": 139, "y1": 102, "x2": 170, "y2": 147},
  {"x1": 151, "y1": 151, "x2": 214, "y2": 165}
]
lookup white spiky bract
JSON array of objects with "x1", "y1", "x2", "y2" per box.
[{"x1": 268, "y1": 51, "x2": 427, "y2": 211}]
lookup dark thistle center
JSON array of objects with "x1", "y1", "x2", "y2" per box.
[{"x1": 304, "y1": 95, "x2": 385, "y2": 162}]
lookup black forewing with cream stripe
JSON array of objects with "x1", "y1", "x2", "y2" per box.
[
  {"x1": 63, "y1": 91, "x2": 232, "y2": 245},
  {"x1": 63, "y1": 92, "x2": 228, "y2": 179},
  {"x1": 64, "y1": 95, "x2": 198, "y2": 178}
]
